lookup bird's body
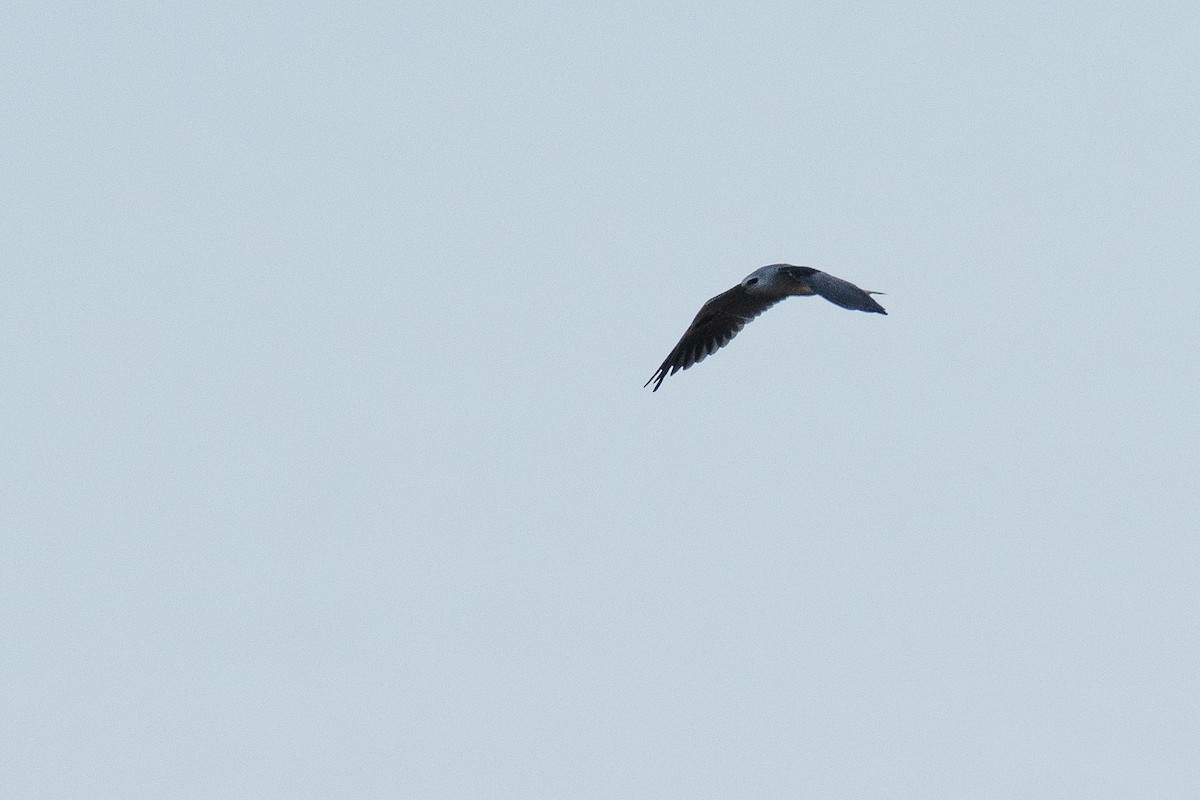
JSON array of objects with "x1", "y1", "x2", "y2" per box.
[{"x1": 645, "y1": 264, "x2": 885, "y2": 391}]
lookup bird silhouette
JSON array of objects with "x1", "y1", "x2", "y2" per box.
[{"x1": 645, "y1": 264, "x2": 886, "y2": 391}]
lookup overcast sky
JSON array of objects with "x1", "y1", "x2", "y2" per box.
[{"x1": 4, "y1": 2, "x2": 1199, "y2": 797}]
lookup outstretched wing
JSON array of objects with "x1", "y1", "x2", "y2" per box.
[
  {"x1": 644, "y1": 285, "x2": 784, "y2": 392},
  {"x1": 804, "y1": 270, "x2": 887, "y2": 314}
]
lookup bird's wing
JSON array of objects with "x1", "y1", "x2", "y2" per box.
[
  {"x1": 804, "y1": 270, "x2": 887, "y2": 314},
  {"x1": 644, "y1": 285, "x2": 784, "y2": 391}
]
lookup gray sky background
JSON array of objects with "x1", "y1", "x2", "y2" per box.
[{"x1": 4, "y1": 2, "x2": 1199, "y2": 797}]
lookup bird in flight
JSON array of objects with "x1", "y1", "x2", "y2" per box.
[{"x1": 645, "y1": 264, "x2": 886, "y2": 391}]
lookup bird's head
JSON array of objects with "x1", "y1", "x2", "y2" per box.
[
  {"x1": 748, "y1": 264, "x2": 818, "y2": 296},
  {"x1": 741, "y1": 264, "x2": 785, "y2": 291}
]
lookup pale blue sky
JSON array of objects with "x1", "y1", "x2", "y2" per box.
[{"x1": 4, "y1": 2, "x2": 1199, "y2": 797}]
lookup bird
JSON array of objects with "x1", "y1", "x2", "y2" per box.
[{"x1": 645, "y1": 264, "x2": 886, "y2": 391}]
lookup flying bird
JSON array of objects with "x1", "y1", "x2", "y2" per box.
[{"x1": 645, "y1": 264, "x2": 886, "y2": 391}]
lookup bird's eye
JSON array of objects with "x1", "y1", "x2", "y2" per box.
[{"x1": 746, "y1": 278, "x2": 759, "y2": 286}]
